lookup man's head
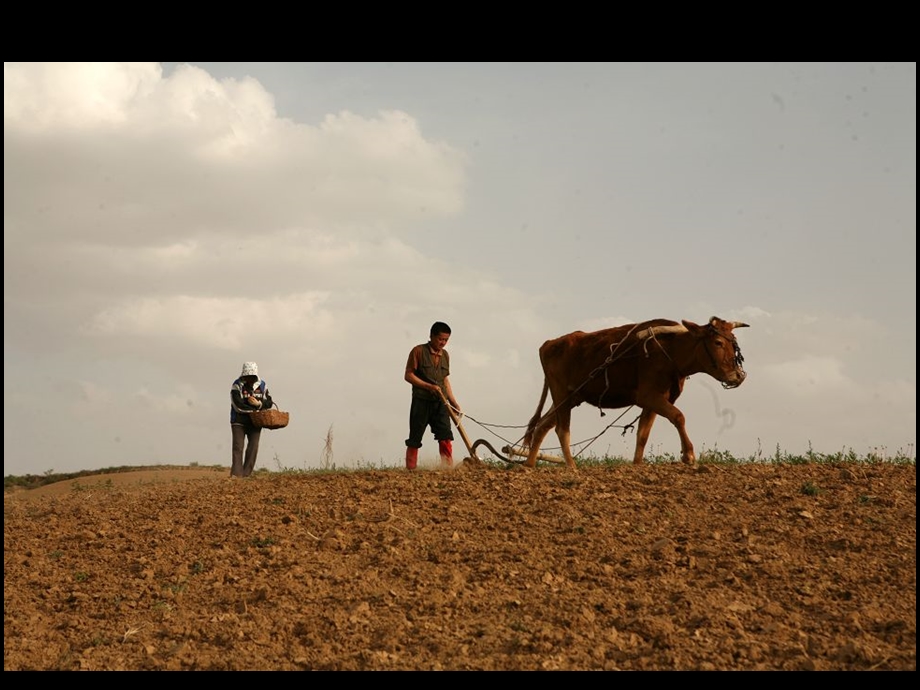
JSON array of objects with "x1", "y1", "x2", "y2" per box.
[
  {"x1": 430, "y1": 322, "x2": 451, "y2": 338},
  {"x1": 429, "y1": 322, "x2": 451, "y2": 351}
]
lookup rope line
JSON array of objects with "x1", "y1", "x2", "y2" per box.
[{"x1": 463, "y1": 407, "x2": 640, "y2": 462}]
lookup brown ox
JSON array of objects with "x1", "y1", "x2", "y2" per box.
[{"x1": 523, "y1": 316, "x2": 749, "y2": 469}]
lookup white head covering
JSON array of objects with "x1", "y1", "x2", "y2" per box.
[{"x1": 240, "y1": 361, "x2": 259, "y2": 378}]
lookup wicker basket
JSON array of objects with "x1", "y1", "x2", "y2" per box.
[{"x1": 249, "y1": 404, "x2": 289, "y2": 430}]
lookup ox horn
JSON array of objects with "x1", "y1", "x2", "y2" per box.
[{"x1": 709, "y1": 316, "x2": 750, "y2": 329}]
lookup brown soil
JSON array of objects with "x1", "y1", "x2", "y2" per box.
[{"x1": 4, "y1": 462, "x2": 915, "y2": 671}]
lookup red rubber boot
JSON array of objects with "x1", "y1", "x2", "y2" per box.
[
  {"x1": 405, "y1": 446, "x2": 419, "y2": 471},
  {"x1": 438, "y1": 440, "x2": 453, "y2": 469}
]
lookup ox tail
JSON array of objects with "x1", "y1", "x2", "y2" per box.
[{"x1": 523, "y1": 378, "x2": 550, "y2": 447}]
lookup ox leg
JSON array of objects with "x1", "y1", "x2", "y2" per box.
[
  {"x1": 524, "y1": 416, "x2": 554, "y2": 468},
  {"x1": 676, "y1": 414, "x2": 695, "y2": 464},
  {"x1": 633, "y1": 409, "x2": 657, "y2": 464},
  {"x1": 555, "y1": 407, "x2": 577, "y2": 470},
  {"x1": 660, "y1": 405, "x2": 694, "y2": 464},
  {"x1": 640, "y1": 401, "x2": 695, "y2": 464}
]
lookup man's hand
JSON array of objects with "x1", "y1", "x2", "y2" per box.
[{"x1": 246, "y1": 396, "x2": 262, "y2": 408}]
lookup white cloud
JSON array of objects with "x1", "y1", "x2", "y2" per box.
[
  {"x1": 4, "y1": 62, "x2": 163, "y2": 130},
  {"x1": 761, "y1": 355, "x2": 850, "y2": 396},
  {"x1": 81, "y1": 293, "x2": 333, "y2": 351},
  {"x1": 4, "y1": 61, "x2": 469, "y2": 253}
]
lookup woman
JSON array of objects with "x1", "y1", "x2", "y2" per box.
[{"x1": 229, "y1": 361, "x2": 273, "y2": 477}]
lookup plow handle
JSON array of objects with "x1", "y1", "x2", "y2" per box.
[{"x1": 438, "y1": 389, "x2": 478, "y2": 460}]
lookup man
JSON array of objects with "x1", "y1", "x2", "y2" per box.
[{"x1": 404, "y1": 322, "x2": 461, "y2": 470}]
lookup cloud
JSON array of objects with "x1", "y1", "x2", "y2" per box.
[
  {"x1": 761, "y1": 355, "x2": 850, "y2": 395},
  {"x1": 4, "y1": 62, "x2": 468, "y2": 251},
  {"x1": 81, "y1": 293, "x2": 333, "y2": 351},
  {"x1": 4, "y1": 62, "x2": 164, "y2": 131}
]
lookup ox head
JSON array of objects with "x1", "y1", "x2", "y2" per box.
[{"x1": 682, "y1": 316, "x2": 749, "y2": 389}]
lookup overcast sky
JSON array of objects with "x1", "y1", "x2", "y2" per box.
[{"x1": 4, "y1": 62, "x2": 916, "y2": 476}]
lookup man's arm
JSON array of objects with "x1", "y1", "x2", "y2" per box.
[
  {"x1": 405, "y1": 369, "x2": 439, "y2": 393},
  {"x1": 404, "y1": 347, "x2": 439, "y2": 393},
  {"x1": 442, "y1": 375, "x2": 461, "y2": 413}
]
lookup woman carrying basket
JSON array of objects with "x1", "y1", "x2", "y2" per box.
[{"x1": 230, "y1": 361, "x2": 274, "y2": 477}]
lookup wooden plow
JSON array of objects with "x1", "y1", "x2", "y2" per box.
[{"x1": 438, "y1": 390, "x2": 565, "y2": 465}]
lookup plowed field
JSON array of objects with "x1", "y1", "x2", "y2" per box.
[{"x1": 4, "y1": 462, "x2": 915, "y2": 670}]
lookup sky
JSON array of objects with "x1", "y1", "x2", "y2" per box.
[{"x1": 3, "y1": 61, "x2": 916, "y2": 476}]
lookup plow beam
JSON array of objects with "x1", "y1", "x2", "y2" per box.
[{"x1": 501, "y1": 445, "x2": 566, "y2": 465}]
